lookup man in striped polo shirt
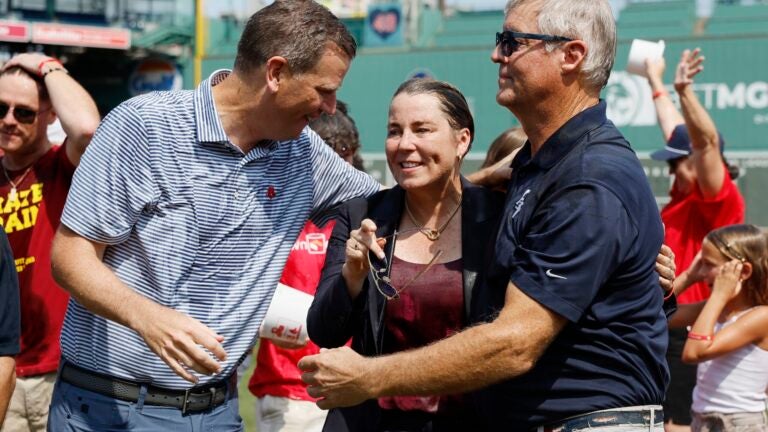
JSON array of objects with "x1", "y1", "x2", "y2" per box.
[{"x1": 46, "y1": 1, "x2": 379, "y2": 430}]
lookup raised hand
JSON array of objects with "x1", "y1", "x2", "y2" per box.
[
  {"x1": 644, "y1": 56, "x2": 667, "y2": 83},
  {"x1": 711, "y1": 260, "x2": 744, "y2": 301},
  {"x1": 342, "y1": 218, "x2": 387, "y2": 299},
  {"x1": 2, "y1": 52, "x2": 56, "y2": 76},
  {"x1": 674, "y1": 48, "x2": 705, "y2": 92}
]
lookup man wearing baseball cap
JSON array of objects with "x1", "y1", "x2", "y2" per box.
[{"x1": 646, "y1": 49, "x2": 745, "y2": 431}]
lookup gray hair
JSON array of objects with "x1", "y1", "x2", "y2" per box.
[{"x1": 505, "y1": 0, "x2": 616, "y2": 89}]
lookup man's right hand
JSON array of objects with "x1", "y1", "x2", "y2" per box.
[
  {"x1": 644, "y1": 57, "x2": 666, "y2": 83},
  {"x1": 133, "y1": 305, "x2": 227, "y2": 384}
]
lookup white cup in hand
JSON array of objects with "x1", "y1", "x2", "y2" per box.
[
  {"x1": 627, "y1": 39, "x2": 666, "y2": 77},
  {"x1": 259, "y1": 283, "x2": 313, "y2": 345}
]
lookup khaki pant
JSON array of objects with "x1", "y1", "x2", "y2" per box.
[
  {"x1": 692, "y1": 410, "x2": 768, "y2": 432},
  {"x1": 1, "y1": 373, "x2": 56, "y2": 432},
  {"x1": 255, "y1": 395, "x2": 327, "y2": 432}
]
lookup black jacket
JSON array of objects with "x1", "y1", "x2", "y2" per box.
[{"x1": 307, "y1": 177, "x2": 504, "y2": 432}]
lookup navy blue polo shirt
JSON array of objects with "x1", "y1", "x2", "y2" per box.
[
  {"x1": 471, "y1": 101, "x2": 669, "y2": 429},
  {"x1": 0, "y1": 229, "x2": 20, "y2": 358}
]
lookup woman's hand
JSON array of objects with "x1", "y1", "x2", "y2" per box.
[
  {"x1": 341, "y1": 219, "x2": 386, "y2": 299},
  {"x1": 711, "y1": 260, "x2": 743, "y2": 301}
]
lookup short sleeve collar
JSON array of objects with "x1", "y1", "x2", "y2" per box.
[
  {"x1": 529, "y1": 100, "x2": 608, "y2": 169},
  {"x1": 194, "y1": 69, "x2": 231, "y2": 144}
]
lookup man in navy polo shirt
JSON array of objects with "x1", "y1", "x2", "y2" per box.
[{"x1": 299, "y1": 0, "x2": 669, "y2": 430}]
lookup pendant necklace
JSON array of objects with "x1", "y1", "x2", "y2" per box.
[
  {"x1": 405, "y1": 195, "x2": 462, "y2": 241},
  {"x1": 2, "y1": 163, "x2": 33, "y2": 202}
]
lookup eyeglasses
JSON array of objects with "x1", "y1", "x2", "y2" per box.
[
  {"x1": 0, "y1": 102, "x2": 40, "y2": 125},
  {"x1": 710, "y1": 233, "x2": 747, "y2": 263},
  {"x1": 495, "y1": 31, "x2": 573, "y2": 57},
  {"x1": 366, "y1": 228, "x2": 444, "y2": 300}
]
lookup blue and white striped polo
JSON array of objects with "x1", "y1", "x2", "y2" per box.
[{"x1": 59, "y1": 70, "x2": 379, "y2": 389}]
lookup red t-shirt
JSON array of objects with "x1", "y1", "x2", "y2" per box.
[
  {"x1": 661, "y1": 165, "x2": 745, "y2": 304},
  {"x1": 0, "y1": 143, "x2": 75, "y2": 376},
  {"x1": 248, "y1": 220, "x2": 335, "y2": 401}
]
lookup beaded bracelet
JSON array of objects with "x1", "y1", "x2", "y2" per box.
[
  {"x1": 37, "y1": 58, "x2": 66, "y2": 77},
  {"x1": 687, "y1": 332, "x2": 713, "y2": 341},
  {"x1": 652, "y1": 90, "x2": 667, "y2": 100}
]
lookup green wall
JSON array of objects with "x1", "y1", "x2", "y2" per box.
[
  {"x1": 198, "y1": 11, "x2": 768, "y2": 225},
  {"x1": 336, "y1": 35, "x2": 768, "y2": 154},
  {"x1": 201, "y1": 35, "x2": 768, "y2": 154}
]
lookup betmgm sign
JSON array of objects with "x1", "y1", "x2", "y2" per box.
[{"x1": 605, "y1": 71, "x2": 768, "y2": 150}]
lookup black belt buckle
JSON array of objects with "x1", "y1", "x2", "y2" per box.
[{"x1": 181, "y1": 387, "x2": 218, "y2": 415}]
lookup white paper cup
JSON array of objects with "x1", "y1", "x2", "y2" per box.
[
  {"x1": 259, "y1": 283, "x2": 313, "y2": 344},
  {"x1": 626, "y1": 39, "x2": 666, "y2": 77}
]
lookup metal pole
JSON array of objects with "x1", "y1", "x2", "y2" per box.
[
  {"x1": 194, "y1": 0, "x2": 205, "y2": 85},
  {"x1": 408, "y1": 0, "x2": 420, "y2": 45}
]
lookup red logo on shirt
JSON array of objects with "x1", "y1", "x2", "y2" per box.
[{"x1": 267, "y1": 186, "x2": 276, "y2": 199}]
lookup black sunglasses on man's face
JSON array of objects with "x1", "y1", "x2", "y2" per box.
[
  {"x1": 0, "y1": 102, "x2": 39, "y2": 124},
  {"x1": 495, "y1": 31, "x2": 573, "y2": 57}
]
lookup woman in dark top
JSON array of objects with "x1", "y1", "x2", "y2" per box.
[{"x1": 307, "y1": 78, "x2": 504, "y2": 432}]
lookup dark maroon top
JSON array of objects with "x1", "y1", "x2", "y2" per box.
[{"x1": 379, "y1": 255, "x2": 464, "y2": 414}]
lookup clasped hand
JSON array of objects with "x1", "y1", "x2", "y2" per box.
[{"x1": 298, "y1": 347, "x2": 376, "y2": 409}]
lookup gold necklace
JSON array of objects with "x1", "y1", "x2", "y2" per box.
[
  {"x1": 2, "y1": 163, "x2": 33, "y2": 202},
  {"x1": 404, "y1": 195, "x2": 462, "y2": 241}
]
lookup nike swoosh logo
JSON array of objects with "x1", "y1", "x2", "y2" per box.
[{"x1": 546, "y1": 269, "x2": 567, "y2": 280}]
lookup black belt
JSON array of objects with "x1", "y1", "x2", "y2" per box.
[
  {"x1": 60, "y1": 362, "x2": 234, "y2": 415},
  {"x1": 535, "y1": 407, "x2": 664, "y2": 432}
]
